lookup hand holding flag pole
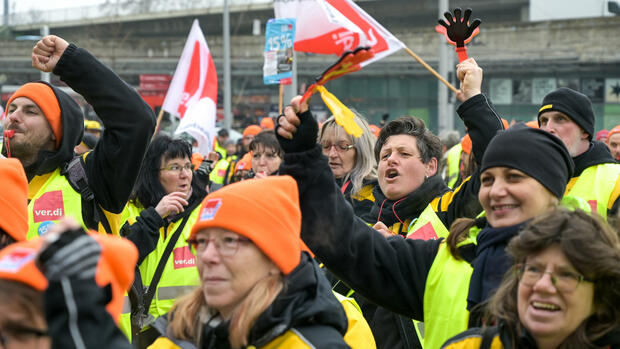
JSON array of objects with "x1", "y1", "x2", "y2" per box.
[{"x1": 437, "y1": 8, "x2": 481, "y2": 63}]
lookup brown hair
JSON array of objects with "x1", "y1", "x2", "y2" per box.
[
  {"x1": 0, "y1": 279, "x2": 44, "y2": 323},
  {"x1": 167, "y1": 274, "x2": 283, "y2": 348},
  {"x1": 374, "y1": 116, "x2": 442, "y2": 166},
  {"x1": 489, "y1": 208, "x2": 620, "y2": 348}
]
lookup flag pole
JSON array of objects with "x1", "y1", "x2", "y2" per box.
[
  {"x1": 403, "y1": 46, "x2": 458, "y2": 94},
  {"x1": 153, "y1": 109, "x2": 165, "y2": 139},
  {"x1": 278, "y1": 84, "x2": 284, "y2": 114}
]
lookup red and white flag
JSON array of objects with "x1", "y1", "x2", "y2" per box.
[
  {"x1": 274, "y1": 0, "x2": 404, "y2": 66},
  {"x1": 162, "y1": 19, "x2": 218, "y2": 119}
]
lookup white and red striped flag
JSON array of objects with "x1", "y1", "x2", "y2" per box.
[
  {"x1": 163, "y1": 19, "x2": 218, "y2": 155},
  {"x1": 274, "y1": 0, "x2": 404, "y2": 66},
  {"x1": 163, "y1": 19, "x2": 218, "y2": 119}
]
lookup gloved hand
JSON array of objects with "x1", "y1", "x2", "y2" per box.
[
  {"x1": 37, "y1": 220, "x2": 101, "y2": 281},
  {"x1": 276, "y1": 96, "x2": 318, "y2": 153}
]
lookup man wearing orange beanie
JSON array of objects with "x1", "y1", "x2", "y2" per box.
[
  {"x1": 0, "y1": 218, "x2": 138, "y2": 348},
  {"x1": 607, "y1": 125, "x2": 620, "y2": 161},
  {"x1": 0, "y1": 158, "x2": 28, "y2": 247},
  {"x1": 2, "y1": 35, "x2": 155, "y2": 238}
]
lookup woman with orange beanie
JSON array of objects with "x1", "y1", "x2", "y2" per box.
[{"x1": 148, "y1": 176, "x2": 350, "y2": 348}]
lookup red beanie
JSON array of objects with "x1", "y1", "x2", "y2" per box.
[
  {"x1": 0, "y1": 158, "x2": 28, "y2": 242},
  {"x1": 461, "y1": 134, "x2": 472, "y2": 155},
  {"x1": 243, "y1": 125, "x2": 262, "y2": 137},
  {"x1": 7, "y1": 82, "x2": 63, "y2": 149},
  {"x1": 190, "y1": 176, "x2": 301, "y2": 274}
]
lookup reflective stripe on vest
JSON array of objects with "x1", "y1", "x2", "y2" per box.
[
  {"x1": 119, "y1": 203, "x2": 201, "y2": 339},
  {"x1": 565, "y1": 163, "x2": 620, "y2": 220},
  {"x1": 27, "y1": 168, "x2": 86, "y2": 239},
  {"x1": 423, "y1": 242, "x2": 473, "y2": 349},
  {"x1": 445, "y1": 144, "x2": 463, "y2": 189}
]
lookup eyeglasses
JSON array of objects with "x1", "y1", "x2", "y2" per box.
[
  {"x1": 0, "y1": 324, "x2": 48, "y2": 348},
  {"x1": 517, "y1": 263, "x2": 593, "y2": 293},
  {"x1": 187, "y1": 234, "x2": 251, "y2": 256},
  {"x1": 320, "y1": 141, "x2": 355, "y2": 152},
  {"x1": 160, "y1": 163, "x2": 193, "y2": 173}
]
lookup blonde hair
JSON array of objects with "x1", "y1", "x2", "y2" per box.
[
  {"x1": 319, "y1": 110, "x2": 377, "y2": 196},
  {"x1": 167, "y1": 274, "x2": 284, "y2": 348}
]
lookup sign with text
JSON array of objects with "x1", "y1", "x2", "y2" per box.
[{"x1": 263, "y1": 18, "x2": 296, "y2": 85}]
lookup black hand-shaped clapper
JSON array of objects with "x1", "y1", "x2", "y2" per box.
[{"x1": 438, "y1": 8, "x2": 481, "y2": 62}]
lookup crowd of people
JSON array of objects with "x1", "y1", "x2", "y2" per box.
[{"x1": 1, "y1": 34, "x2": 620, "y2": 349}]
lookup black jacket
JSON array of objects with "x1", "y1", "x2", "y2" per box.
[
  {"x1": 299, "y1": 94, "x2": 504, "y2": 349},
  {"x1": 7, "y1": 43, "x2": 155, "y2": 216},
  {"x1": 121, "y1": 181, "x2": 206, "y2": 264},
  {"x1": 46, "y1": 279, "x2": 133, "y2": 349},
  {"x1": 151, "y1": 253, "x2": 350, "y2": 349}
]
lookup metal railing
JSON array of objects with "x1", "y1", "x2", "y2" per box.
[{"x1": 9, "y1": 0, "x2": 272, "y2": 26}]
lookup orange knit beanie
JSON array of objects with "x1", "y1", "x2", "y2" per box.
[
  {"x1": 0, "y1": 239, "x2": 48, "y2": 291},
  {"x1": 0, "y1": 233, "x2": 137, "y2": 323},
  {"x1": 190, "y1": 175, "x2": 302, "y2": 274},
  {"x1": 243, "y1": 125, "x2": 262, "y2": 137},
  {"x1": 7, "y1": 82, "x2": 63, "y2": 148},
  {"x1": 0, "y1": 158, "x2": 28, "y2": 242}
]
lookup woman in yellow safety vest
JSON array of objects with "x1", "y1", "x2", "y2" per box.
[
  {"x1": 442, "y1": 208, "x2": 620, "y2": 349},
  {"x1": 119, "y1": 135, "x2": 207, "y2": 347},
  {"x1": 276, "y1": 94, "x2": 577, "y2": 349},
  {"x1": 148, "y1": 176, "x2": 353, "y2": 348}
]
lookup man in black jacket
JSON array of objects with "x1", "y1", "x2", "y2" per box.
[{"x1": 2, "y1": 35, "x2": 155, "y2": 237}]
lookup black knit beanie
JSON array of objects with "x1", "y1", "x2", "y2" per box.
[
  {"x1": 481, "y1": 124, "x2": 574, "y2": 199},
  {"x1": 537, "y1": 87, "x2": 595, "y2": 140}
]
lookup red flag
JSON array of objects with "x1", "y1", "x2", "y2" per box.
[
  {"x1": 275, "y1": 0, "x2": 404, "y2": 66},
  {"x1": 162, "y1": 19, "x2": 218, "y2": 119}
]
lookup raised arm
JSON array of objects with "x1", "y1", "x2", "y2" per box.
[
  {"x1": 34, "y1": 35, "x2": 156, "y2": 213},
  {"x1": 277, "y1": 101, "x2": 441, "y2": 321}
]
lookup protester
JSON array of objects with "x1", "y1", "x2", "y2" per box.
[
  {"x1": 277, "y1": 92, "x2": 576, "y2": 348},
  {"x1": 0, "y1": 217, "x2": 137, "y2": 349},
  {"x1": 84, "y1": 119, "x2": 104, "y2": 138},
  {"x1": 318, "y1": 112, "x2": 377, "y2": 220},
  {"x1": 0, "y1": 158, "x2": 28, "y2": 248},
  {"x1": 442, "y1": 208, "x2": 620, "y2": 349},
  {"x1": 148, "y1": 176, "x2": 351, "y2": 348},
  {"x1": 214, "y1": 128, "x2": 229, "y2": 160},
  {"x1": 536, "y1": 88, "x2": 620, "y2": 220},
  {"x1": 238, "y1": 124, "x2": 262, "y2": 157},
  {"x1": 2, "y1": 35, "x2": 154, "y2": 237},
  {"x1": 608, "y1": 125, "x2": 620, "y2": 161},
  {"x1": 118, "y1": 135, "x2": 207, "y2": 347},
  {"x1": 260, "y1": 116, "x2": 275, "y2": 130},
  {"x1": 596, "y1": 128, "x2": 609, "y2": 143},
  {"x1": 277, "y1": 58, "x2": 505, "y2": 349},
  {"x1": 249, "y1": 130, "x2": 282, "y2": 178}
]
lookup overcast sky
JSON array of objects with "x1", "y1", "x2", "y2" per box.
[{"x1": 4, "y1": 0, "x2": 105, "y2": 13}]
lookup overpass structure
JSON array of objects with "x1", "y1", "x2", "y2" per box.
[{"x1": 1, "y1": 0, "x2": 620, "y2": 131}]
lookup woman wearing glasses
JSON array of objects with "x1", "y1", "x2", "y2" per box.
[
  {"x1": 148, "y1": 176, "x2": 350, "y2": 348},
  {"x1": 118, "y1": 135, "x2": 207, "y2": 347},
  {"x1": 443, "y1": 208, "x2": 620, "y2": 349},
  {"x1": 277, "y1": 90, "x2": 579, "y2": 348},
  {"x1": 318, "y1": 112, "x2": 377, "y2": 221}
]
